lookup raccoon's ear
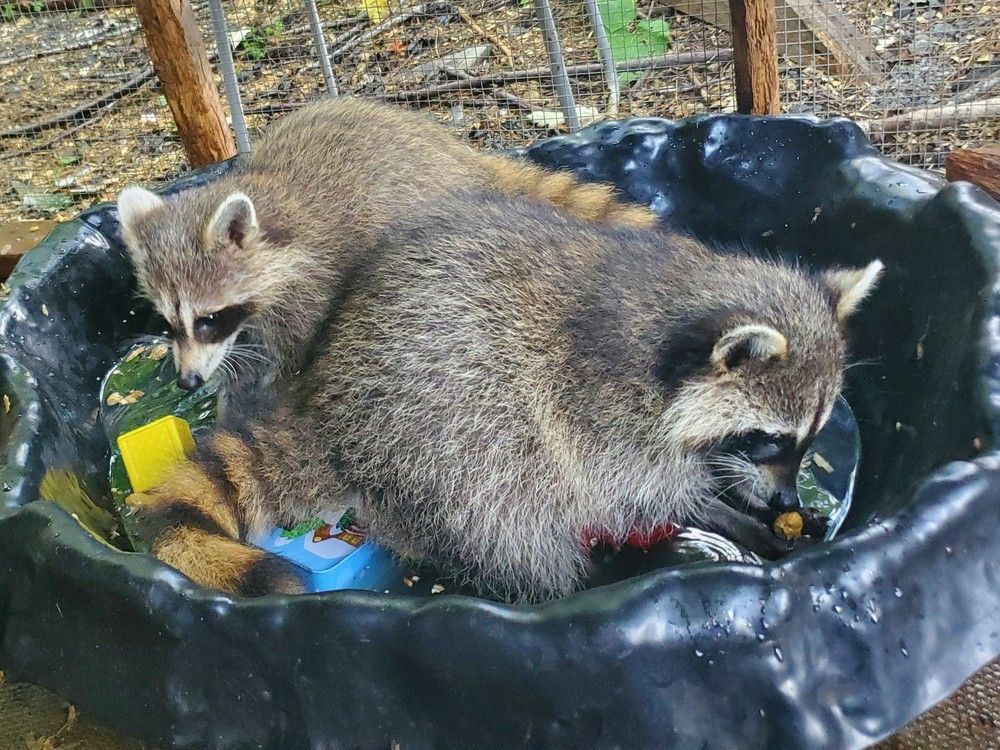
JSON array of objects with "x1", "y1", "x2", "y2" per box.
[
  {"x1": 207, "y1": 192, "x2": 258, "y2": 247},
  {"x1": 117, "y1": 186, "x2": 163, "y2": 230},
  {"x1": 712, "y1": 324, "x2": 788, "y2": 372},
  {"x1": 823, "y1": 259, "x2": 884, "y2": 321}
]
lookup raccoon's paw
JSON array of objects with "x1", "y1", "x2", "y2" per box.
[{"x1": 236, "y1": 553, "x2": 307, "y2": 597}]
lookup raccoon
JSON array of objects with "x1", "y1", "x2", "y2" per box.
[
  {"x1": 115, "y1": 97, "x2": 655, "y2": 396},
  {"x1": 128, "y1": 190, "x2": 883, "y2": 603}
]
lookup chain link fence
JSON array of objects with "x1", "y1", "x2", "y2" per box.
[{"x1": 0, "y1": 0, "x2": 997, "y2": 223}]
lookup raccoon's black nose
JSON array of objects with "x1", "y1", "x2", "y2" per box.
[
  {"x1": 177, "y1": 372, "x2": 204, "y2": 391},
  {"x1": 768, "y1": 487, "x2": 800, "y2": 512}
]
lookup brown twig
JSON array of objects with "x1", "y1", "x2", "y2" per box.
[
  {"x1": 0, "y1": 111, "x2": 108, "y2": 160},
  {"x1": 448, "y1": 68, "x2": 532, "y2": 110},
  {"x1": 946, "y1": 70, "x2": 1000, "y2": 107},
  {"x1": 859, "y1": 97, "x2": 1000, "y2": 136},
  {"x1": 0, "y1": 20, "x2": 140, "y2": 68},
  {"x1": 382, "y1": 48, "x2": 735, "y2": 102},
  {"x1": 456, "y1": 5, "x2": 514, "y2": 66},
  {"x1": 0, "y1": 67, "x2": 157, "y2": 139},
  {"x1": 327, "y1": 2, "x2": 452, "y2": 59}
]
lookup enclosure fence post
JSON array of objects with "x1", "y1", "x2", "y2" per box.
[
  {"x1": 133, "y1": 0, "x2": 237, "y2": 167},
  {"x1": 303, "y1": 0, "x2": 340, "y2": 96},
  {"x1": 531, "y1": 0, "x2": 581, "y2": 131},
  {"x1": 727, "y1": 0, "x2": 781, "y2": 114},
  {"x1": 207, "y1": 0, "x2": 252, "y2": 153},
  {"x1": 583, "y1": 0, "x2": 620, "y2": 118}
]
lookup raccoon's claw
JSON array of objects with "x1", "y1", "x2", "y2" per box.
[{"x1": 701, "y1": 497, "x2": 796, "y2": 560}]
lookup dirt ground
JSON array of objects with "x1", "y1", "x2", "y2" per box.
[{"x1": 0, "y1": 0, "x2": 997, "y2": 224}]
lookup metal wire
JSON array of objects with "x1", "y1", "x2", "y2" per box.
[
  {"x1": 207, "y1": 0, "x2": 251, "y2": 153},
  {"x1": 533, "y1": 0, "x2": 581, "y2": 131},
  {"x1": 0, "y1": 0, "x2": 996, "y2": 223},
  {"x1": 584, "y1": 0, "x2": 620, "y2": 117},
  {"x1": 303, "y1": 0, "x2": 339, "y2": 96}
]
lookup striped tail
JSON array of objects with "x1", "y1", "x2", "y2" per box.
[
  {"x1": 481, "y1": 155, "x2": 658, "y2": 229},
  {"x1": 127, "y1": 431, "x2": 306, "y2": 596}
]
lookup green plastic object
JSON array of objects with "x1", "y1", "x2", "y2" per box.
[{"x1": 99, "y1": 336, "x2": 218, "y2": 550}]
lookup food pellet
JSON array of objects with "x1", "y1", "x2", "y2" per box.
[{"x1": 774, "y1": 511, "x2": 804, "y2": 540}]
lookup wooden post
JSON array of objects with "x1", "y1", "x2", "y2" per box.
[
  {"x1": 728, "y1": 0, "x2": 781, "y2": 114},
  {"x1": 134, "y1": 0, "x2": 236, "y2": 167},
  {"x1": 662, "y1": 0, "x2": 877, "y2": 80},
  {"x1": 946, "y1": 146, "x2": 1000, "y2": 203}
]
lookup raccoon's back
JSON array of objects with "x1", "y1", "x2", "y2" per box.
[
  {"x1": 242, "y1": 98, "x2": 485, "y2": 209},
  {"x1": 302, "y1": 192, "x2": 674, "y2": 475}
]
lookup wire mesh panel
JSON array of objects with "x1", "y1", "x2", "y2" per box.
[
  {"x1": 0, "y1": 2, "x2": 190, "y2": 223},
  {"x1": 0, "y1": 0, "x2": 997, "y2": 224},
  {"x1": 218, "y1": 0, "x2": 735, "y2": 145},
  {"x1": 774, "y1": 0, "x2": 1000, "y2": 169}
]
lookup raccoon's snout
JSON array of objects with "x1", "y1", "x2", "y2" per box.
[
  {"x1": 177, "y1": 371, "x2": 204, "y2": 391},
  {"x1": 768, "y1": 484, "x2": 800, "y2": 512}
]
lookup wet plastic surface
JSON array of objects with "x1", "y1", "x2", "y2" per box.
[{"x1": 0, "y1": 116, "x2": 998, "y2": 749}]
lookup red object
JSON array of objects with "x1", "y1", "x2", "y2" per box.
[{"x1": 582, "y1": 522, "x2": 680, "y2": 551}]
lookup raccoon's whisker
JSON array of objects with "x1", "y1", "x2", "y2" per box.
[
  {"x1": 219, "y1": 359, "x2": 239, "y2": 382},
  {"x1": 844, "y1": 357, "x2": 881, "y2": 373},
  {"x1": 712, "y1": 477, "x2": 751, "y2": 503}
]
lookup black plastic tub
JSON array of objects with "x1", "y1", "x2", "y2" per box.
[{"x1": 0, "y1": 115, "x2": 998, "y2": 750}]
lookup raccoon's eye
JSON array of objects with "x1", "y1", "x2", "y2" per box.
[
  {"x1": 713, "y1": 431, "x2": 796, "y2": 464},
  {"x1": 193, "y1": 303, "x2": 254, "y2": 344}
]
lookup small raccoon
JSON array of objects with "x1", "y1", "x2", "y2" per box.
[
  {"x1": 115, "y1": 98, "x2": 655, "y2": 396},
  {"x1": 129, "y1": 190, "x2": 882, "y2": 603}
]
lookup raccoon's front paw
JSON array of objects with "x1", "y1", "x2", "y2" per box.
[{"x1": 235, "y1": 553, "x2": 307, "y2": 597}]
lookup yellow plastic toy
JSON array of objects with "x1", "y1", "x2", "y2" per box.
[{"x1": 116, "y1": 415, "x2": 195, "y2": 493}]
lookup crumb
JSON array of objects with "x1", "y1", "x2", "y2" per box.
[
  {"x1": 973, "y1": 437, "x2": 983, "y2": 451},
  {"x1": 106, "y1": 392, "x2": 125, "y2": 406},
  {"x1": 774, "y1": 511, "x2": 804, "y2": 540},
  {"x1": 761, "y1": 229, "x2": 774, "y2": 238},
  {"x1": 2, "y1": 395, "x2": 9, "y2": 413},
  {"x1": 125, "y1": 346, "x2": 145, "y2": 362},
  {"x1": 403, "y1": 574, "x2": 420, "y2": 587},
  {"x1": 431, "y1": 583, "x2": 445, "y2": 594},
  {"x1": 120, "y1": 389, "x2": 144, "y2": 405},
  {"x1": 148, "y1": 343, "x2": 169, "y2": 361},
  {"x1": 812, "y1": 453, "x2": 834, "y2": 473},
  {"x1": 41, "y1": 303, "x2": 49, "y2": 316},
  {"x1": 811, "y1": 206, "x2": 822, "y2": 223}
]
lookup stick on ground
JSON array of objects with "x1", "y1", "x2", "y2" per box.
[
  {"x1": 860, "y1": 97, "x2": 1000, "y2": 135},
  {"x1": 457, "y1": 5, "x2": 514, "y2": 66},
  {"x1": 383, "y1": 48, "x2": 735, "y2": 101}
]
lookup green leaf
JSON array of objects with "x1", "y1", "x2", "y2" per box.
[
  {"x1": 606, "y1": 24, "x2": 670, "y2": 83},
  {"x1": 636, "y1": 18, "x2": 670, "y2": 40},
  {"x1": 596, "y1": 0, "x2": 671, "y2": 84},
  {"x1": 596, "y1": 0, "x2": 635, "y2": 32},
  {"x1": 57, "y1": 155, "x2": 79, "y2": 166}
]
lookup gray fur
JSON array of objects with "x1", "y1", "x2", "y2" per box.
[
  {"x1": 228, "y1": 191, "x2": 879, "y2": 602},
  {"x1": 115, "y1": 98, "x2": 654, "y2": 395}
]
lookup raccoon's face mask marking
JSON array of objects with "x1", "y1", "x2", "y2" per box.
[
  {"x1": 706, "y1": 430, "x2": 808, "y2": 513},
  {"x1": 165, "y1": 302, "x2": 257, "y2": 391},
  {"x1": 118, "y1": 187, "x2": 265, "y2": 390}
]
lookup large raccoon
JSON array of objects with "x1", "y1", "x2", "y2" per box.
[
  {"x1": 128, "y1": 190, "x2": 883, "y2": 603},
  {"x1": 115, "y1": 98, "x2": 655, "y2": 395}
]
